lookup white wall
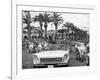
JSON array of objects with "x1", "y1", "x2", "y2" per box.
[{"x1": 0, "y1": 0, "x2": 100, "y2": 80}]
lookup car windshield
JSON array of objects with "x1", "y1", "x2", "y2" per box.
[{"x1": 44, "y1": 44, "x2": 69, "y2": 51}]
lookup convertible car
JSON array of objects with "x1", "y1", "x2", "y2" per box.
[{"x1": 32, "y1": 44, "x2": 70, "y2": 68}]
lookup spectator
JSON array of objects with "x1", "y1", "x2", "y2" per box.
[
  {"x1": 28, "y1": 41, "x2": 34, "y2": 54},
  {"x1": 75, "y1": 43, "x2": 86, "y2": 62},
  {"x1": 37, "y1": 43, "x2": 43, "y2": 52}
]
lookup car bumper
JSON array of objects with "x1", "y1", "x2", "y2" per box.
[{"x1": 33, "y1": 62, "x2": 69, "y2": 67}]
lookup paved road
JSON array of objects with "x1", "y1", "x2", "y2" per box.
[
  {"x1": 68, "y1": 53, "x2": 88, "y2": 67},
  {"x1": 22, "y1": 49, "x2": 88, "y2": 69}
]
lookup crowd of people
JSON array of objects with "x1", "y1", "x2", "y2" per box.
[
  {"x1": 22, "y1": 35, "x2": 89, "y2": 66},
  {"x1": 22, "y1": 36, "x2": 48, "y2": 53},
  {"x1": 69, "y1": 42, "x2": 89, "y2": 66}
]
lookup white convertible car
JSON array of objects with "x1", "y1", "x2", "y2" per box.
[{"x1": 32, "y1": 44, "x2": 70, "y2": 67}]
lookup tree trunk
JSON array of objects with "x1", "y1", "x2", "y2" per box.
[
  {"x1": 44, "y1": 24, "x2": 47, "y2": 39},
  {"x1": 28, "y1": 24, "x2": 31, "y2": 41},
  {"x1": 40, "y1": 23, "x2": 43, "y2": 38},
  {"x1": 40, "y1": 23, "x2": 43, "y2": 30},
  {"x1": 55, "y1": 24, "x2": 58, "y2": 41},
  {"x1": 27, "y1": 12, "x2": 31, "y2": 42}
]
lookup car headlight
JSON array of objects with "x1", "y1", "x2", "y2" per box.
[
  {"x1": 33, "y1": 55, "x2": 40, "y2": 64},
  {"x1": 62, "y1": 54, "x2": 69, "y2": 63}
]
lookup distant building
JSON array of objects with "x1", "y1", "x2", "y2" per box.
[
  {"x1": 57, "y1": 29, "x2": 69, "y2": 39},
  {"x1": 22, "y1": 26, "x2": 43, "y2": 40},
  {"x1": 47, "y1": 30, "x2": 55, "y2": 37}
]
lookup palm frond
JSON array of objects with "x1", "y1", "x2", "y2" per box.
[
  {"x1": 51, "y1": 12, "x2": 63, "y2": 25},
  {"x1": 34, "y1": 13, "x2": 44, "y2": 23},
  {"x1": 22, "y1": 11, "x2": 34, "y2": 24},
  {"x1": 43, "y1": 12, "x2": 52, "y2": 23}
]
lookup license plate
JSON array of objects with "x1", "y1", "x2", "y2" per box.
[{"x1": 48, "y1": 65, "x2": 53, "y2": 68}]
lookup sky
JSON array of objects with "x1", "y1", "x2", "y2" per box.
[{"x1": 23, "y1": 11, "x2": 90, "y2": 32}]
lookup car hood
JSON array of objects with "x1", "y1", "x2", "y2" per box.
[{"x1": 33, "y1": 50, "x2": 69, "y2": 58}]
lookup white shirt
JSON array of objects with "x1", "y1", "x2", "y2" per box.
[{"x1": 76, "y1": 44, "x2": 86, "y2": 55}]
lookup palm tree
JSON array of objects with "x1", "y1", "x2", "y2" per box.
[
  {"x1": 43, "y1": 12, "x2": 52, "y2": 39},
  {"x1": 63, "y1": 22, "x2": 74, "y2": 32},
  {"x1": 22, "y1": 11, "x2": 34, "y2": 41},
  {"x1": 63, "y1": 22, "x2": 75, "y2": 39},
  {"x1": 34, "y1": 13, "x2": 44, "y2": 32},
  {"x1": 51, "y1": 12, "x2": 63, "y2": 40}
]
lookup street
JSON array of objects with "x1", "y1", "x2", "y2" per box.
[{"x1": 22, "y1": 49, "x2": 88, "y2": 69}]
